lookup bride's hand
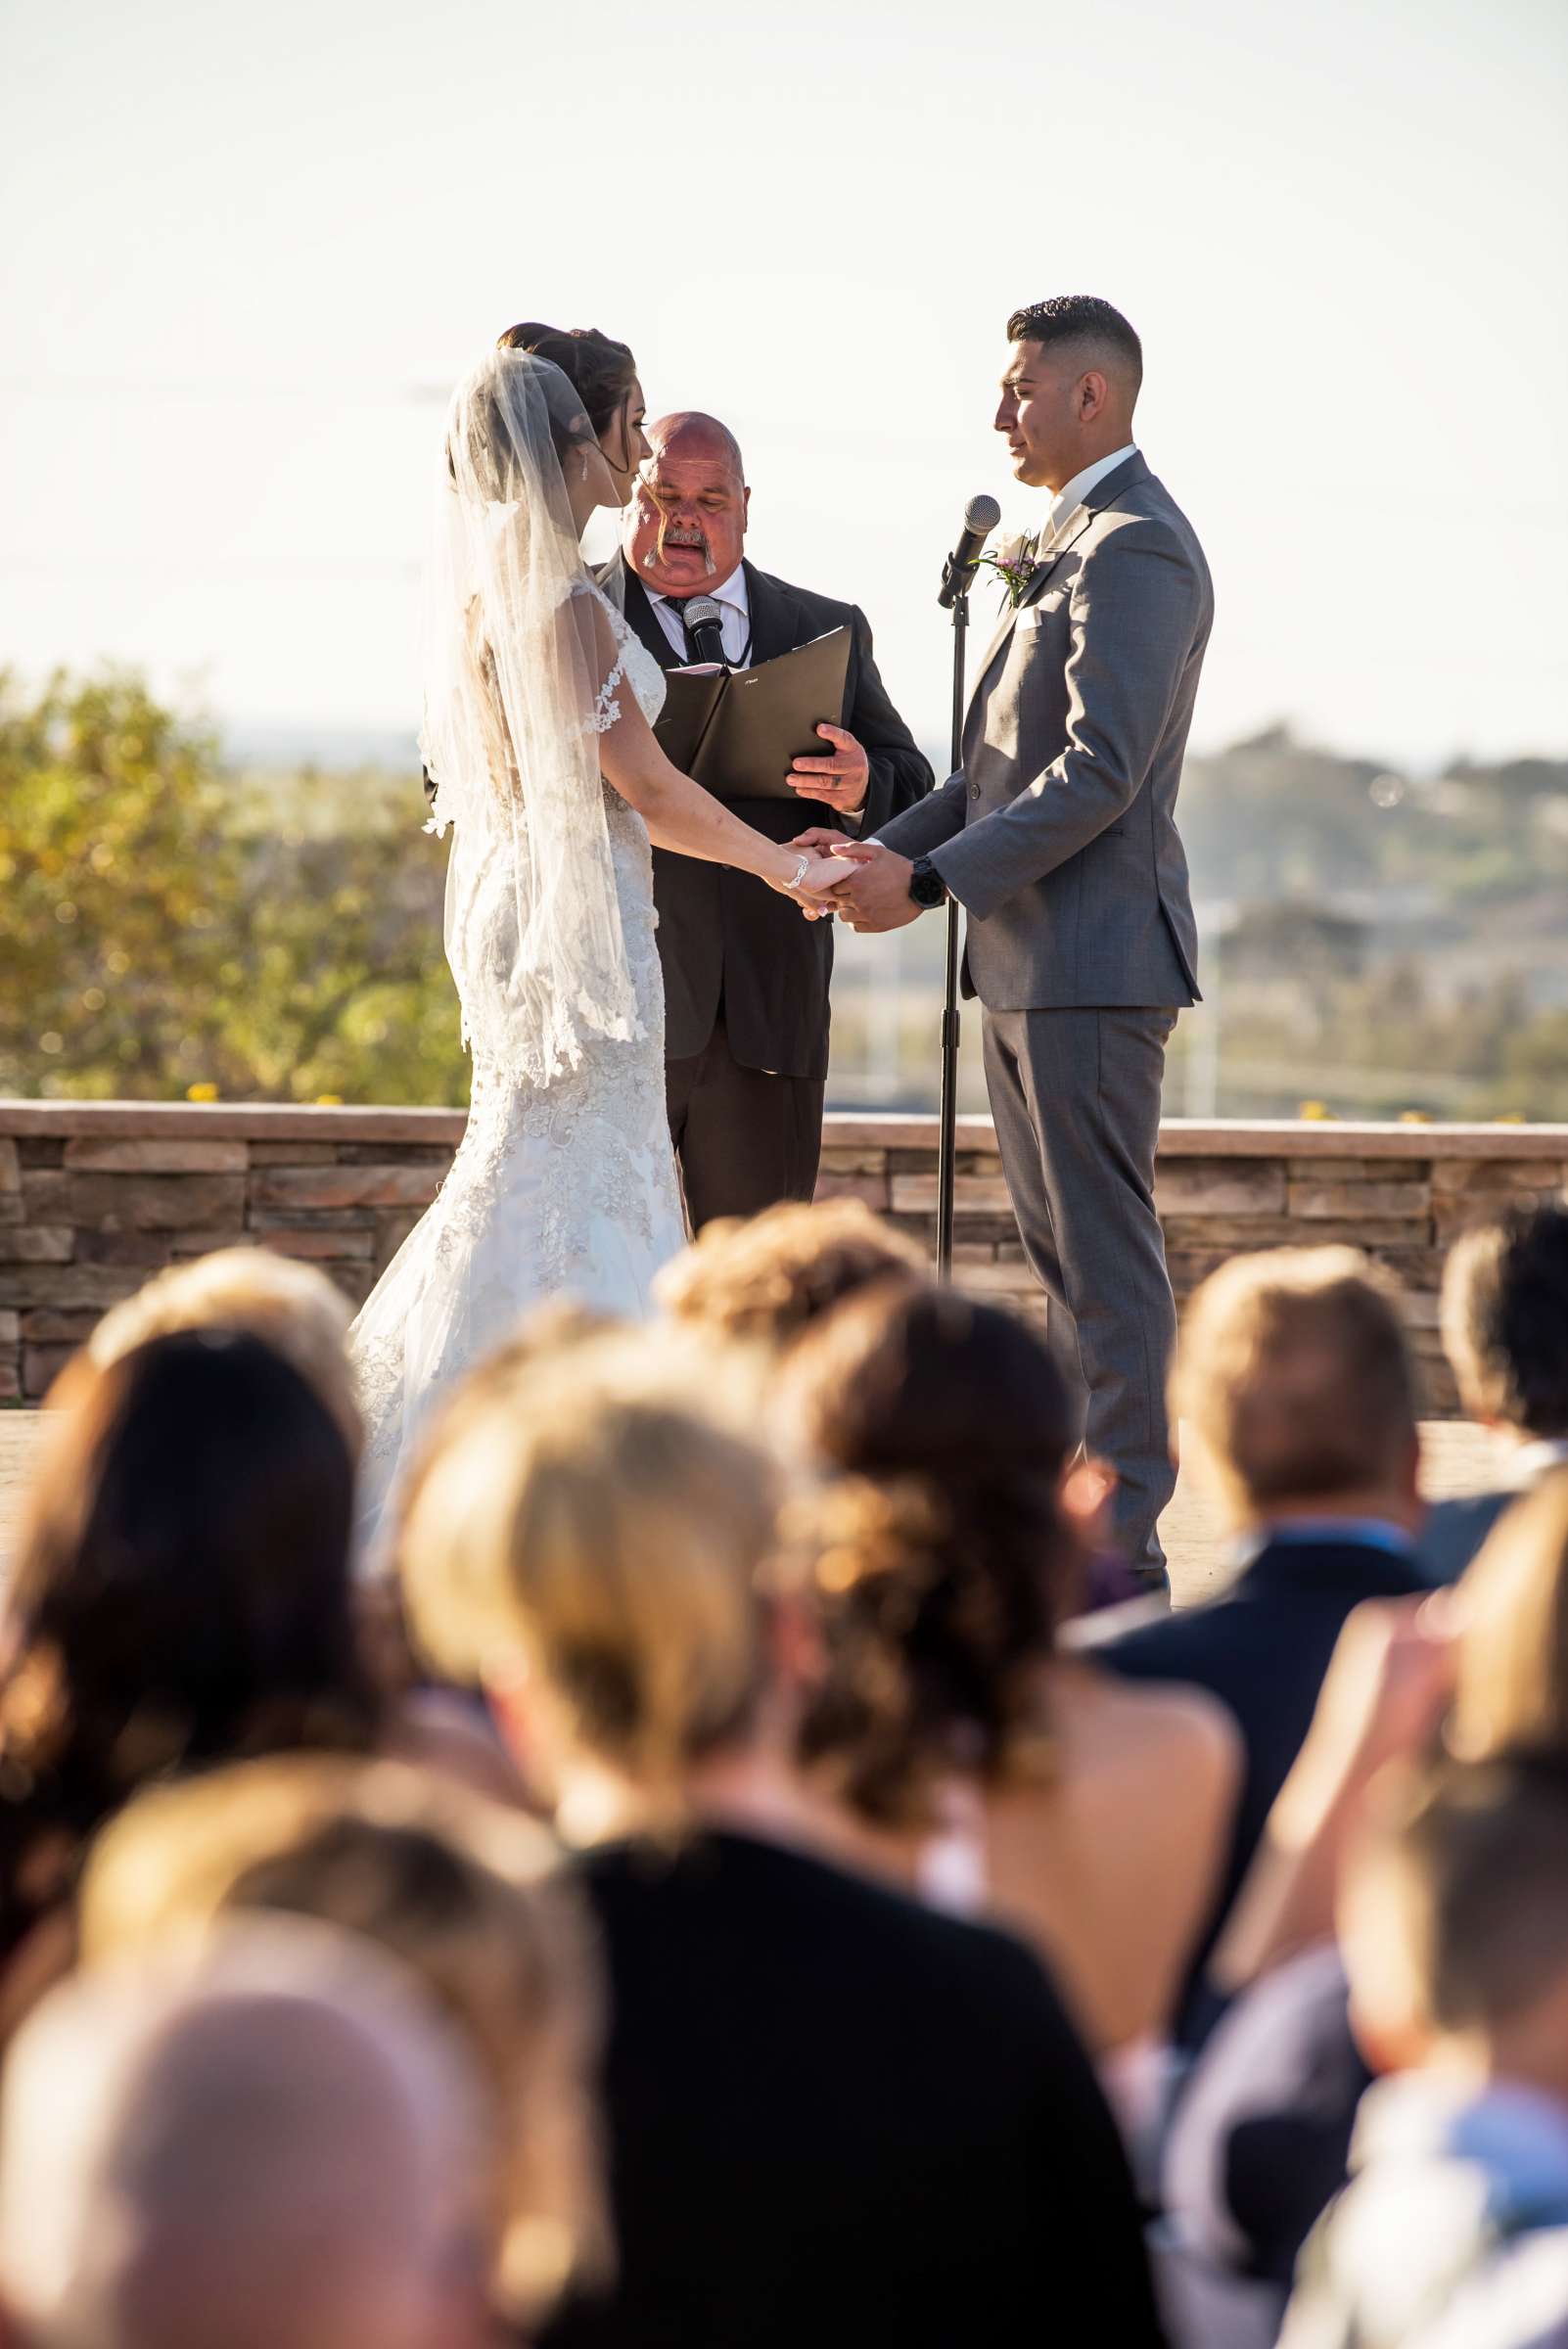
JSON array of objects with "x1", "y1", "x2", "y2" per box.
[{"x1": 774, "y1": 850, "x2": 857, "y2": 920}]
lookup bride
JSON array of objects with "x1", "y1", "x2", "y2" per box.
[{"x1": 351, "y1": 336, "x2": 848, "y2": 1530}]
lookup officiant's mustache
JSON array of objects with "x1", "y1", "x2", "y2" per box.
[{"x1": 641, "y1": 499, "x2": 711, "y2": 570}]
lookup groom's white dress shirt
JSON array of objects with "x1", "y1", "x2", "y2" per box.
[
  {"x1": 648, "y1": 565, "x2": 751, "y2": 668},
  {"x1": 1037, "y1": 443, "x2": 1138, "y2": 558}
]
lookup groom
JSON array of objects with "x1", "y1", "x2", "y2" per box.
[{"x1": 805, "y1": 297, "x2": 1213, "y2": 1580}]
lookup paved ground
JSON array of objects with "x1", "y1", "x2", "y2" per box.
[{"x1": 0, "y1": 1408, "x2": 1502, "y2": 1602}]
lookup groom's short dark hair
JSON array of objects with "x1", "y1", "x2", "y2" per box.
[{"x1": 1005, "y1": 296, "x2": 1142, "y2": 391}]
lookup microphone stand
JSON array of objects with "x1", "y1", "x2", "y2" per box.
[{"x1": 936, "y1": 565, "x2": 968, "y2": 1281}]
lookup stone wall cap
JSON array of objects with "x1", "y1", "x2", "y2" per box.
[
  {"x1": 0, "y1": 1100, "x2": 469, "y2": 1143},
  {"x1": 820, "y1": 1114, "x2": 1568, "y2": 1161},
  {"x1": 1, "y1": 1101, "x2": 1565, "y2": 1162}
]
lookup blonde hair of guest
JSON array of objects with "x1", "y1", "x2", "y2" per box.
[
  {"x1": 1171, "y1": 1244, "x2": 1419, "y2": 1527},
  {"x1": 397, "y1": 1329, "x2": 780, "y2": 1833},
  {"x1": 86, "y1": 1246, "x2": 362, "y2": 1456},
  {"x1": 79, "y1": 1751, "x2": 610, "y2": 2324}
]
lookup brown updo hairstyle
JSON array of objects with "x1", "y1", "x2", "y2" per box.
[
  {"x1": 779, "y1": 1283, "x2": 1077, "y2": 1825},
  {"x1": 496, "y1": 322, "x2": 638, "y2": 455}
]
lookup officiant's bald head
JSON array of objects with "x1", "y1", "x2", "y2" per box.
[{"x1": 626, "y1": 412, "x2": 751, "y2": 599}]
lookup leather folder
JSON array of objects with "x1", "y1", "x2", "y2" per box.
[{"x1": 652, "y1": 626, "x2": 852, "y2": 802}]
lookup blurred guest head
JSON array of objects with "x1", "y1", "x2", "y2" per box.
[
  {"x1": 779, "y1": 1284, "x2": 1076, "y2": 1824},
  {"x1": 398, "y1": 1330, "x2": 784, "y2": 1838},
  {"x1": 655, "y1": 1199, "x2": 923, "y2": 1359},
  {"x1": 1450, "y1": 1469, "x2": 1568, "y2": 1761},
  {"x1": 0, "y1": 1330, "x2": 374, "y2": 1958},
  {"x1": 1341, "y1": 1750, "x2": 1568, "y2": 2096},
  {"x1": 1441, "y1": 1202, "x2": 1568, "y2": 1443},
  {"x1": 86, "y1": 1245, "x2": 361, "y2": 1457},
  {"x1": 1171, "y1": 1246, "x2": 1420, "y2": 1535},
  {"x1": 81, "y1": 1754, "x2": 608, "y2": 2328},
  {"x1": 624, "y1": 411, "x2": 750, "y2": 600},
  {"x1": 0, "y1": 1917, "x2": 491, "y2": 2349}
]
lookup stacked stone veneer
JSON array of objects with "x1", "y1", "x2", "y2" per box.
[{"x1": 2, "y1": 1102, "x2": 1565, "y2": 1410}]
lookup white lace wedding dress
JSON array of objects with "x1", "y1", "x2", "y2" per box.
[{"x1": 350, "y1": 593, "x2": 687, "y2": 1541}]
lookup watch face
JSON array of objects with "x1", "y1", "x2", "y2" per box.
[{"x1": 909, "y1": 861, "x2": 945, "y2": 907}]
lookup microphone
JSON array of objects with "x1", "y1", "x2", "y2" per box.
[
  {"x1": 938, "y1": 492, "x2": 1002, "y2": 609},
  {"x1": 682, "y1": 595, "x2": 728, "y2": 668}
]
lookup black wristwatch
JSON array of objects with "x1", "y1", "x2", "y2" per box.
[{"x1": 907, "y1": 855, "x2": 947, "y2": 909}]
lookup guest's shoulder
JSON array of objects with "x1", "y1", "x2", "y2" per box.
[
  {"x1": 1417, "y1": 1490, "x2": 1517, "y2": 1587},
  {"x1": 1090, "y1": 1662, "x2": 1240, "y2": 1779},
  {"x1": 1093, "y1": 1591, "x2": 1225, "y2": 1678},
  {"x1": 575, "y1": 1827, "x2": 1053, "y2": 2005}
]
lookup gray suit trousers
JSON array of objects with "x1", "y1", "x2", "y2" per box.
[{"x1": 982, "y1": 1005, "x2": 1178, "y2": 1575}]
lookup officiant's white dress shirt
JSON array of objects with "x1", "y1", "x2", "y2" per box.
[
  {"x1": 648, "y1": 566, "x2": 751, "y2": 667},
  {"x1": 1038, "y1": 443, "x2": 1138, "y2": 556}
]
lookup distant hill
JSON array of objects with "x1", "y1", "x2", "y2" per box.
[{"x1": 222, "y1": 720, "x2": 420, "y2": 773}]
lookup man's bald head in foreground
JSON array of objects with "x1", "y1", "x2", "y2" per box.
[
  {"x1": 625, "y1": 409, "x2": 751, "y2": 598},
  {"x1": 0, "y1": 1920, "x2": 489, "y2": 2349}
]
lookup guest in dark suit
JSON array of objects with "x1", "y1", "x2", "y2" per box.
[
  {"x1": 1421, "y1": 1201, "x2": 1568, "y2": 1585},
  {"x1": 597, "y1": 412, "x2": 932, "y2": 1229},
  {"x1": 1090, "y1": 1246, "x2": 1430, "y2": 2044}
]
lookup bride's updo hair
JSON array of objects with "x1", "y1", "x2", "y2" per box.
[
  {"x1": 496, "y1": 322, "x2": 637, "y2": 442},
  {"x1": 444, "y1": 348, "x2": 600, "y2": 505},
  {"x1": 778, "y1": 1284, "x2": 1077, "y2": 1825}
]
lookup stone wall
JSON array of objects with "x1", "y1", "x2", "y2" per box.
[{"x1": 2, "y1": 1100, "x2": 1566, "y2": 1409}]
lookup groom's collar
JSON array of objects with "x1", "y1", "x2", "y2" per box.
[
  {"x1": 1044, "y1": 442, "x2": 1140, "y2": 536},
  {"x1": 1014, "y1": 448, "x2": 1149, "y2": 613}
]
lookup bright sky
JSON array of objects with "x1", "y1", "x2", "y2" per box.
[{"x1": 3, "y1": 0, "x2": 1564, "y2": 768}]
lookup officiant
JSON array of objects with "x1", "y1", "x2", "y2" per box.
[{"x1": 596, "y1": 412, "x2": 933, "y2": 1230}]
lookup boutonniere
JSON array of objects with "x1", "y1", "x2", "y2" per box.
[{"x1": 975, "y1": 530, "x2": 1038, "y2": 610}]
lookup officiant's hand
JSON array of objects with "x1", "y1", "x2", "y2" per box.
[
  {"x1": 787, "y1": 722, "x2": 869, "y2": 814},
  {"x1": 816, "y1": 840, "x2": 922, "y2": 934}
]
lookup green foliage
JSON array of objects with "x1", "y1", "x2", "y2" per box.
[
  {"x1": 4, "y1": 674, "x2": 1565, "y2": 1119},
  {"x1": 0, "y1": 668, "x2": 468, "y2": 1104}
]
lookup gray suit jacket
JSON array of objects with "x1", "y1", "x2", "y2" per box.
[{"x1": 878, "y1": 452, "x2": 1211, "y2": 1009}]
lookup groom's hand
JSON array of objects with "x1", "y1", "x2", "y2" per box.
[{"x1": 826, "y1": 841, "x2": 922, "y2": 934}]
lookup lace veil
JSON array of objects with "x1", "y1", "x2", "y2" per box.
[{"x1": 421, "y1": 346, "x2": 639, "y2": 1082}]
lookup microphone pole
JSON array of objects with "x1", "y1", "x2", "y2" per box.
[{"x1": 935, "y1": 494, "x2": 999, "y2": 1280}]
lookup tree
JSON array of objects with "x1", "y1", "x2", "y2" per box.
[{"x1": 0, "y1": 668, "x2": 468, "y2": 1104}]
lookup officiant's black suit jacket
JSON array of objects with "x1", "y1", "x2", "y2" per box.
[{"x1": 597, "y1": 555, "x2": 934, "y2": 1080}]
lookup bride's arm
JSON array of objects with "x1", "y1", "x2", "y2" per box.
[
  {"x1": 599, "y1": 698, "x2": 813, "y2": 888},
  {"x1": 582, "y1": 601, "x2": 845, "y2": 898}
]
